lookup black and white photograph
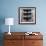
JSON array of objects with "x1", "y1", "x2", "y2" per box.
[{"x1": 19, "y1": 7, "x2": 36, "y2": 24}]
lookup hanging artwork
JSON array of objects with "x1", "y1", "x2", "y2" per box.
[{"x1": 19, "y1": 7, "x2": 36, "y2": 24}]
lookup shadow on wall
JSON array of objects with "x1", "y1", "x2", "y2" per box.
[{"x1": 0, "y1": 16, "x2": 5, "y2": 46}]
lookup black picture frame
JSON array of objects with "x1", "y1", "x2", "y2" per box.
[{"x1": 18, "y1": 7, "x2": 36, "y2": 24}]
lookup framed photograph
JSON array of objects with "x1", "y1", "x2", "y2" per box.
[{"x1": 19, "y1": 7, "x2": 36, "y2": 24}]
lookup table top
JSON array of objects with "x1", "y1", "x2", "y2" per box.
[{"x1": 4, "y1": 32, "x2": 43, "y2": 40}]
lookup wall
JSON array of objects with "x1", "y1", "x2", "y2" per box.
[
  {"x1": 0, "y1": 0, "x2": 46, "y2": 46},
  {"x1": 0, "y1": 0, "x2": 46, "y2": 32}
]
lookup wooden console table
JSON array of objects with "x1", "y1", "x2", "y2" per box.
[{"x1": 4, "y1": 32, "x2": 43, "y2": 46}]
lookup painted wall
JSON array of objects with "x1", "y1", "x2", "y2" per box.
[
  {"x1": 0, "y1": 0, "x2": 46, "y2": 46},
  {"x1": 0, "y1": 0, "x2": 46, "y2": 32}
]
